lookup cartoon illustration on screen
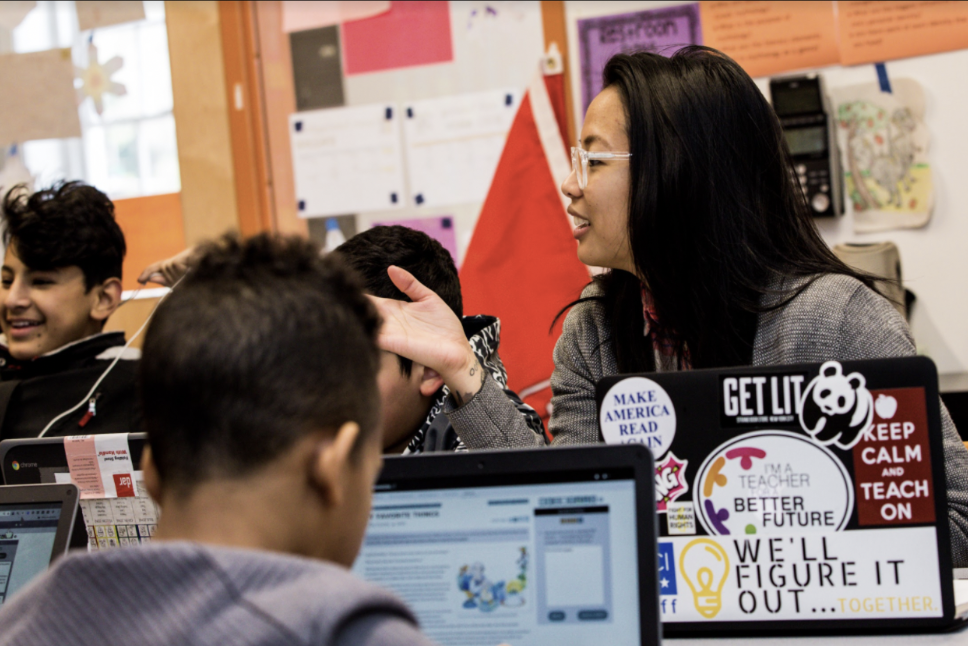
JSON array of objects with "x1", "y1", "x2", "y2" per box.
[
  {"x1": 457, "y1": 547, "x2": 528, "y2": 611},
  {"x1": 831, "y1": 78, "x2": 933, "y2": 233},
  {"x1": 798, "y1": 361, "x2": 874, "y2": 450}
]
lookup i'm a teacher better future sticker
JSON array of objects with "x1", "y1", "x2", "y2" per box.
[{"x1": 600, "y1": 377, "x2": 677, "y2": 456}]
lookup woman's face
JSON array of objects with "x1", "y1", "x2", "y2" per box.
[{"x1": 561, "y1": 86, "x2": 634, "y2": 274}]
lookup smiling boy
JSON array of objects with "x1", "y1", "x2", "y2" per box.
[{"x1": 0, "y1": 182, "x2": 137, "y2": 439}]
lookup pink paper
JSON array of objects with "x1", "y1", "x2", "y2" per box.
[
  {"x1": 371, "y1": 216, "x2": 459, "y2": 268},
  {"x1": 342, "y1": 1, "x2": 453, "y2": 75},
  {"x1": 282, "y1": 1, "x2": 390, "y2": 33},
  {"x1": 64, "y1": 436, "x2": 104, "y2": 499}
]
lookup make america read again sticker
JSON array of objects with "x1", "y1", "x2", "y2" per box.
[
  {"x1": 695, "y1": 430, "x2": 853, "y2": 536},
  {"x1": 600, "y1": 377, "x2": 676, "y2": 457}
]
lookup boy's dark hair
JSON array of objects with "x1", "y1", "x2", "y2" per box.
[
  {"x1": 140, "y1": 233, "x2": 382, "y2": 496},
  {"x1": 1, "y1": 181, "x2": 126, "y2": 289},
  {"x1": 335, "y1": 225, "x2": 461, "y2": 376}
]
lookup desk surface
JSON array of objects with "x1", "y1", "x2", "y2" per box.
[
  {"x1": 668, "y1": 624, "x2": 968, "y2": 644},
  {"x1": 665, "y1": 579, "x2": 968, "y2": 644}
]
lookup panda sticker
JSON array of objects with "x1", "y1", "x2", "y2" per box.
[{"x1": 798, "y1": 361, "x2": 874, "y2": 450}]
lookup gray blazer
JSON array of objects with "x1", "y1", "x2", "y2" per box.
[{"x1": 453, "y1": 273, "x2": 968, "y2": 566}]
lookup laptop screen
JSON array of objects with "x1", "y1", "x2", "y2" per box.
[
  {"x1": 353, "y1": 469, "x2": 641, "y2": 646},
  {"x1": 0, "y1": 502, "x2": 61, "y2": 606},
  {"x1": 0, "y1": 435, "x2": 159, "y2": 551}
]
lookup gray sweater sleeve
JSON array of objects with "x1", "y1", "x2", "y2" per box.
[
  {"x1": 448, "y1": 294, "x2": 606, "y2": 448},
  {"x1": 836, "y1": 280, "x2": 968, "y2": 566},
  {"x1": 547, "y1": 298, "x2": 609, "y2": 445},
  {"x1": 446, "y1": 374, "x2": 547, "y2": 449}
]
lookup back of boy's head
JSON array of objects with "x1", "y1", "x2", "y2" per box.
[
  {"x1": 1, "y1": 181, "x2": 125, "y2": 289},
  {"x1": 140, "y1": 233, "x2": 382, "y2": 497},
  {"x1": 335, "y1": 226, "x2": 461, "y2": 376},
  {"x1": 335, "y1": 226, "x2": 462, "y2": 317}
]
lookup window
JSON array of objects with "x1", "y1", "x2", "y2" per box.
[{"x1": 5, "y1": 0, "x2": 180, "y2": 198}]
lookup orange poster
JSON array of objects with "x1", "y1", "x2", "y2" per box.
[
  {"x1": 700, "y1": 1, "x2": 840, "y2": 77},
  {"x1": 839, "y1": 1, "x2": 968, "y2": 66}
]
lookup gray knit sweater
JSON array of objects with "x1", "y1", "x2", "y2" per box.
[
  {"x1": 452, "y1": 273, "x2": 968, "y2": 566},
  {"x1": 0, "y1": 543, "x2": 437, "y2": 646}
]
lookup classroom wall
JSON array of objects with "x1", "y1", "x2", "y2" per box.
[
  {"x1": 565, "y1": 0, "x2": 968, "y2": 381},
  {"x1": 312, "y1": 1, "x2": 548, "y2": 263}
]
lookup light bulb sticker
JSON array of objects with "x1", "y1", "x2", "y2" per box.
[
  {"x1": 694, "y1": 430, "x2": 853, "y2": 536},
  {"x1": 679, "y1": 538, "x2": 729, "y2": 619},
  {"x1": 600, "y1": 377, "x2": 676, "y2": 457}
]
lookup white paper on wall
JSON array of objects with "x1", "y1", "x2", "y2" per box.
[
  {"x1": 290, "y1": 104, "x2": 406, "y2": 218},
  {"x1": 402, "y1": 89, "x2": 520, "y2": 208},
  {"x1": 830, "y1": 79, "x2": 933, "y2": 233},
  {"x1": 0, "y1": 145, "x2": 33, "y2": 195},
  {"x1": 281, "y1": 0, "x2": 389, "y2": 33}
]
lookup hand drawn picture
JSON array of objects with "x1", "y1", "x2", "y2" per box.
[{"x1": 831, "y1": 78, "x2": 933, "y2": 233}]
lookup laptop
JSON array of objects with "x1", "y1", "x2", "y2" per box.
[
  {"x1": 596, "y1": 356, "x2": 957, "y2": 634},
  {"x1": 0, "y1": 483, "x2": 81, "y2": 606},
  {"x1": 353, "y1": 444, "x2": 661, "y2": 646},
  {"x1": 0, "y1": 434, "x2": 158, "y2": 550}
]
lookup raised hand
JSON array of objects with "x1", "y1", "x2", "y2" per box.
[
  {"x1": 137, "y1": 246, "x2": 197, "y2": 287},
  {"x1": 369, "y1": 266, "x2": 485, "y2": 406}
]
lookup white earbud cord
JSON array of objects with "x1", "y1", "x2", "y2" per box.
[{"x1": 37, "y1": 275, "x2": 185, "y2": 438}]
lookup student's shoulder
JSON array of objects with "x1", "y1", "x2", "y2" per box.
[{"x1": 207, "y1": 546, "x2": 422, "y2": 640}]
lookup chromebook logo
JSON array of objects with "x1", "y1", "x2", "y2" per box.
[{"x1": 10, "y1": 461, "x2": 19, "y2": 471}]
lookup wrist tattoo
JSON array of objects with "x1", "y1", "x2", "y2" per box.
[{"x1": 452, "y1": 361, "x2": 486, "y2": 409}]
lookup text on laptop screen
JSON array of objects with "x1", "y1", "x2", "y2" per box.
[
  {"x1": 354, "y1": 472, "x2": 639, "y2": 646},
  {"x1": 0, "y1": 502, "x2": 61, "y2": 605}
]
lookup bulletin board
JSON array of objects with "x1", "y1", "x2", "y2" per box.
[
  {"x1": 563, "y1": 0, "x2": 968, "y2": 383},
  {"x1": 283, "y1": 1, "x2": 548, "y2": 266}
]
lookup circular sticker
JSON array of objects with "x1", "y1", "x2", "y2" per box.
[
  {"x1": 600, "y1": 377, "x2": 676, "y2": 457},
  {"x1": 694, "y1": 430, "x2": 853, "y2": 536}
]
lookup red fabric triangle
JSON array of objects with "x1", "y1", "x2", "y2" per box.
[{"x1": 460, "y1": 91, "x2": 590, "y2": 407}]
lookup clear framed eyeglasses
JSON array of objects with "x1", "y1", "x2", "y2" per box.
[{"x1": 571, "y1": 145, "x2": 632, "y2": 190}]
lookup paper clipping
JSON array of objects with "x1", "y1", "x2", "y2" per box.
[
  {"x1": 290, "y1": 103, "x2": 406, "y2": 218},
  {"x1": 0, "y1": 49, "x2": 81, "y2": 148},
  {"x1": 402, "y1": 90, "x2": 519, "y2": 208}
]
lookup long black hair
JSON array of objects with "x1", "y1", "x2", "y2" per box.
[{"x1": 581, "y1": 46, "x2": 875, "y2": 372}]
